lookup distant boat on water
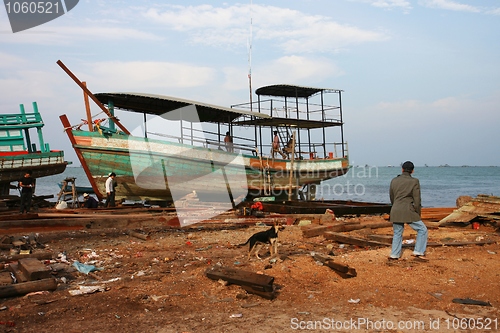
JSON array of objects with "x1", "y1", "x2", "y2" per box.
[{"x1": 0, "y1": 102, "x2": 68, "y2": 195}]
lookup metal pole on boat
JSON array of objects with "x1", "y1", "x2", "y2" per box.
[
  {"x1": 321, "y1": 91, "x2": 327, "y2": 158},
  {"x1": 32, "y1": 102, "x2": 46, "y2": 153},
  {"x1": 288, "y1": 131, "x2": 296, "y2": 201},
  {"x1": 339, "y1": 90, "x2": 345, "y2": 157},
  {"x1": 56, "y1": 60, "x2": 130, "y2": 135},
  {"x1": 19, "y1": 104, "x2": 32, "y2": 153}
]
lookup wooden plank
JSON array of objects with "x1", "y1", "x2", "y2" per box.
[
  {"x1": 205, "y1": 266, "x2": 274, "y2": 293},
  {"x1": 367, "y1": 234, "x2": 393, "y2": 244},
  {"x1": 301, "y1": 225, "x2": 331, "y2": 238},
  {"x1": 324, "y1": 232, "x2": 389, "y2": 247},
  {"x1": 439, "y1": 211, "x2": 477, "y2": 224},
  {"x1": 302, "y1": 221, "x2": 393, "y2": 238}
]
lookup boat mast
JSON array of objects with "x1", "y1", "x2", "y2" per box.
[{"x1": 248, "y1": 0, "x2": 253, "y2": 112}]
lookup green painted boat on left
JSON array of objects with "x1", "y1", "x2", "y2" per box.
[{"x1": 0, "y1": 102, "x2": 67, "y2": 195}]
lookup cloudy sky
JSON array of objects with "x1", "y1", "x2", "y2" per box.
[{"x1": 1, "y1": 0, "x2": 499, "y2": 167}]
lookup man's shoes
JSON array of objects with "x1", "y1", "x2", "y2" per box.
[
  {"x1": 387, "y1": 256, "x2": 399, "y2": 261},
  {"x1": 412, "y1": 255, "x2": 429, "y2": 262}
]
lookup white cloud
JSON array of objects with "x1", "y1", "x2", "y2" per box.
[
  {"x1": 350, "y1": 0, "x2": 413, "y2": 12},
  {"x1": 84, "y1": 61, "x2": 216, "y2": 91},
  {"x1": 487, "y1": 7, "x2": 500, "y2": 15},
  {"x1": 253, "y1": 56, "x2": 344, "y2": 87},
  {"x1": 419, "y1": 0, "x2": 481, "y2": 13},
  {"x1": 0, "y1": 23, "x2": 161, "y2": 46},
  {"x1": 0, "y1": 52, "x2": 26, "y2": 68},
  {"x1": 142, "y1": 4, "x2": 389, "y2": 53}
]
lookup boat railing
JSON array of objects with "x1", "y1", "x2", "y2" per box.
[
  {"x1": 260, "y1": 141, "x2": 348, "y2": 160},
  {"x1": 232, "y1": 97, "x2": 341, "y2": 121},
  {"x1": 148, "y1": 128, "x2": 258, "y2": 155},
  {"x1": 0, "y1": 151, "x2": 65, "y2": 169},
  {"x1": 0, "y1": 112, "x2": 43, "y2": 127}
]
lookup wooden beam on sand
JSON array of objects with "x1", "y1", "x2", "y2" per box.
[
  {"x1": 302, "y1": 222, "x2": 392, "y2": 238},
  {"x1": 0, "y1": 215, "x2": 173, "y2": 234},
  {"x1": 205, "y1": 266, "x2": 275, "y2": 300},
  {"x1": 0, "y1": 278, "x2": 57, "y2": 298},
  {"x1": 324, "y1": 232, "x2": 389, "y2": 247},
  {"x1": 313, "y1": 253, "x2": 357, "y2": 278}
]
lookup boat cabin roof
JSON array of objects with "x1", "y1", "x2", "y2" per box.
[
  {"x1": 233, "y1": 117, "x2": 342, "y2": 129},
  {"x1": 94, "y1": 92, "x2": 270, "y2": 123},
  {"x1": 256, "y1": 84, "x2": 342, "y2": 98}
]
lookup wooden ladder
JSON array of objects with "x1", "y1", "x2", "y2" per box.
[{"x1": 56, "y1": 177, "x2": 79, "y2": 208}]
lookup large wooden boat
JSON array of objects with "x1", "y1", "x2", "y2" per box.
[
  {"x1": 58, "y1": 62, "x2": 349, "y2": 206},
  {"x1": 0, "y1": 102, "x2": 67, "y2": 195}
]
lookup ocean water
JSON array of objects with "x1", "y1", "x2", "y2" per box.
[
  {"x1": 21, "y1": 166, "x2": 500, "y2": 208},
  {"x1": 318, "y1": 166, "x2": 500, "y2": 208}
]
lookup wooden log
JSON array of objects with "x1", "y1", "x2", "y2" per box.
[
  {"x1": 301, "y1": 224, "x2": 338, "y2": 238},
  {"x1": 324, "y1": 232, "x2": 389, "y2": 247},
  {"x1": 128, "y1": 230, "x2": 150, "y2": 241},
  {"x1": 0, "y1": 278, "x2": 57, "y2": 298},
  {"x1": 205, "y1": 266, "x2": 275, "y2": 299},
  {"x1": 240, "y1": 285, "x2": 275, "y2": 300},
  {"x1": 313, "y1": 253, "x2": 357, "y2": 278},
  {"x1": 367, "y1": 234, "x2": 393, "y2": 244},
  {"x1": 0, "y1": 251, "x2": 53, "y2": 263}
]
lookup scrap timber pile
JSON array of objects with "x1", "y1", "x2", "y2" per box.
[{"x1": 0, "y1": 199, "x2": 497, "y2": 332}]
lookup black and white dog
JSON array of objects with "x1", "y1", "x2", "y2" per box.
[{"x1": 239, "y1": 224, "x2": 284, "y2": 260}]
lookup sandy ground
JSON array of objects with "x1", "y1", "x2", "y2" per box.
[{"x1": 0, "y1": 215, "x2": 498, "y2": 333}]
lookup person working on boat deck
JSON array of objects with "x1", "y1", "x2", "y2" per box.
[
  {"x1": 283, "y1": 138, "x2": 294, "y2": 158},
  {"x1": 388, "y1": 161, "x2": 428, "y2": 262},
  {"x1": 272, "y1": 131, "x2": 286, "y2": 159},
  {"x1": 224, "y1": 131, "x2": 234, "y2": 153},
  {"x1": 105, "y1": 172, "x2": 116, "y2": 208},
  {"x1": 19, "y1": 170, "x2": 34, "y2": 214},
  {"x1": 83, "y1": 193, "x2": 99, "y2": 209}
]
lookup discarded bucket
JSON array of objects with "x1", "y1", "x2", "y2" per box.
[{"x1": 472, "y1": 222, "x2": 480, "y2": 230}]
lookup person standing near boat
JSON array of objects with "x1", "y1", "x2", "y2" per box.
[
  {"x1": 272, "y1": 131, "x2": 286, "y2": 159},
  {"x1": 388, "y1": 161, "x2": 428, "y2": 261},
  {"x1": 224, "y1": 131, "x2": 234, "y2": 153},
  {"x1": 105, "y1": 172, "x2": 116, "y2": 207},
  {"x1": 19, "y1": 170, "x2": 35, "y2": 214}
]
